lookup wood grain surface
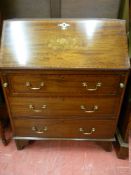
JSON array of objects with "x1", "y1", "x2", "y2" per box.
[
  {"x1": 0, "y1": 19, "x2": 130, "y2": 70},
  {"x1": 8, "y1": 96, "x2": 120, "y2": 118},
  {"x1": 5, "y1": 73, "x2": 122, "y2": 96},
  {"x1": 13, "y1": 118, "x2": 116, "y2": 139}
]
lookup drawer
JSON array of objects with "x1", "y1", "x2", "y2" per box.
[
  {"x1": 6, "y1": 74, "x2": 122, "y2": 96},
  {"x1": 9, "y1": 97, "x2": 120, "y2": 118},
  {"x1": 13, "y1": 118, "x2": 116, "y2": 139}
]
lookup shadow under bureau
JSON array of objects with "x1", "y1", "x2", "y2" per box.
[{"x1": 0, "y1": 19, "x2": 130, "y2": 150}]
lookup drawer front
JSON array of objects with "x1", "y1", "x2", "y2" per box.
[
  {"x1": 6, "y1": 74, "x2": 121, "y2": 96},
  {"x1": 9, "y1": 97, "x2": 119, "y2": 118},
  {"x1": 13, "y1": 119, "x2": 116, "y2": 139}
]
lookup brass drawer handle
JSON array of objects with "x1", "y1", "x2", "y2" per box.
[
  {"x1": 32, "y1": 126, "x2": 48, "y2": 134},
  {"x1": 26, "y1": 82, "x2": 44, "y2": 90},
  {"x1": 79, "y1": 128, "x2": 96, "y2": 135},
  {"x1": 82, "y1": 82, "x2": 102, "y2": 91},
  {"x1": 80, "y1": 105, "x2": 98, "y2": 113},
  {"x1": 29, "y1": 104, "x2": 47, "y2": 113}
]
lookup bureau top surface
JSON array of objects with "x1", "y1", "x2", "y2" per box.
[{"x1": 0, "y1": 19, "x2": 130, "y2": 70}]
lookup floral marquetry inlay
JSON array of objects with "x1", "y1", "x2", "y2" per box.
[
  {"x1": 46, "y1": 37, "x2": 86, "y2": 51},
  {"x1": 58, "y1": 22, "x2": 70, "y2": 30}
]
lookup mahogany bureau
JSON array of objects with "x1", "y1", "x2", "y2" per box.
[{"x1": 0, "y1": 19, "x2": 130, "y2": 150}]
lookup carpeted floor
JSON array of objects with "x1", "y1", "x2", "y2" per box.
[{"x1": 0, "y1": 133, "x2": 130, "y2": 175}]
